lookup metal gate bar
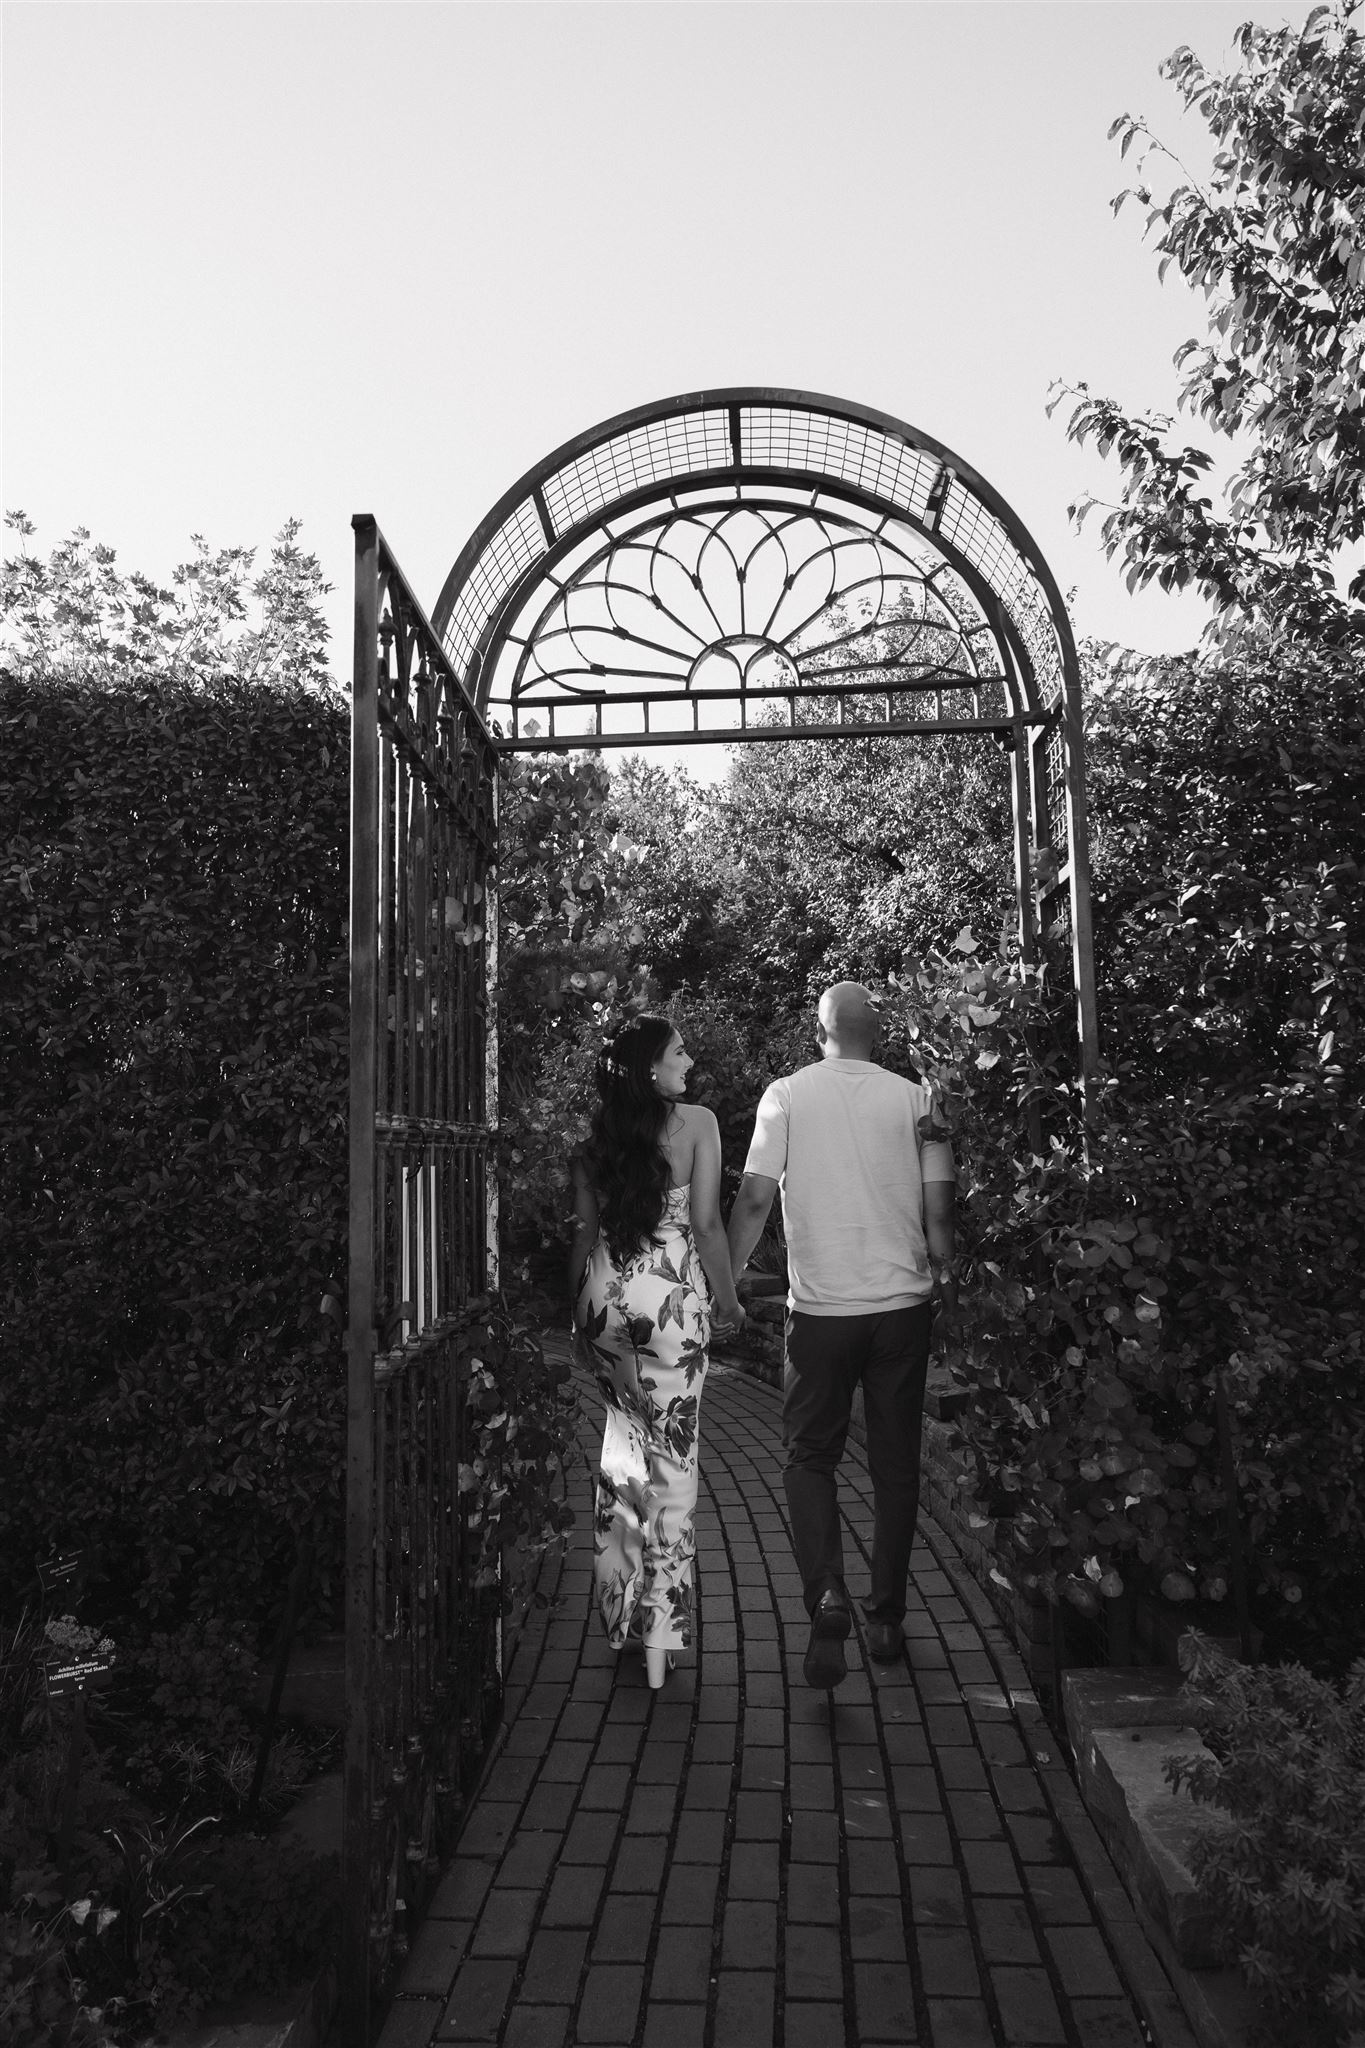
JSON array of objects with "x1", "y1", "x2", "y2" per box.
[{"x1": 346, "y1": 517, "x2": 500, "y2": 2040}]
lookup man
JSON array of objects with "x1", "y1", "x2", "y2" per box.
[{"x1": 727, "y1": 982, "x2": 956, "y2": 1688}]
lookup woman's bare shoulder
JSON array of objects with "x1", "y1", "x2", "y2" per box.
[{"x1": 677, "y1": 1102, "x2": 718, "y2": 1133}]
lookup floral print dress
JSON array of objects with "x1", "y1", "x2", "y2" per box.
[{"x1": 573, "y1": 1184, "x2": 710, "y2": 1652}]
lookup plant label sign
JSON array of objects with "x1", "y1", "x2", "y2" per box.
[
  {"x1": 37, "y1": 1551, "x2": 85, "y2": 1597},
  {"x1": 46, "y1": 1652, "x2": 115, "y2": 1698}
]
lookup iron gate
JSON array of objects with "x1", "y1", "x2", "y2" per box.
[{"x1": 344, "y1": 517, "x2": 501, "y2": 2037}]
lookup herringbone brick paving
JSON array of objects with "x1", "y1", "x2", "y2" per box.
[{"x1": 383, "y1": 1343, "x2": 1199, "y2": 2048}]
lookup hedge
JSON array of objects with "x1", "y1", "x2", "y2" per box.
[{"x1": 0, "y1": 669, "x2": 351, "y2": 1632}]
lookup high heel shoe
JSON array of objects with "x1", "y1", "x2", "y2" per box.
[{"x1": 645, "y1": 1645, "x2": 676, "y2": 1690}]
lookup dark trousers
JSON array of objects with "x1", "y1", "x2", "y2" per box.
[{"x1": 782, "y1": 1304, "x2": 933, "y2": 1622}]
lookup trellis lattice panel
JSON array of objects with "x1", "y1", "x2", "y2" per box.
[{"x1": 346, "y1": 518, "x2": 501, "y2": 2039}]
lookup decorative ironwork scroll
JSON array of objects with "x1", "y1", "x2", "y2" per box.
[
  {"x1": 345, "y1": 517, "x2": 500, "y2": 2040},
  {"x1": 486, "y1": 501, "x2": 1014, "y2": 747},
  {"x1": 431, "y1": 388, "x2": 1099, "y2": 1079}
]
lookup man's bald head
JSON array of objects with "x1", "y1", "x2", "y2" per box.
[{"x1": 816, "y1": 981, "x2": 882, "y2": 1058}]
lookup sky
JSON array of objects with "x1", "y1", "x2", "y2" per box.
[{"x1": 4, "y1": 0, "x2": 1315, "y2": 777}]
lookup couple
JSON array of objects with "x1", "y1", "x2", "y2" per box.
[{"x1": 568, "y1": 983, "x2": 956, "y2": 1692}]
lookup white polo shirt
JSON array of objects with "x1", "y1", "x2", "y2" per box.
[{"x1": 743, "y1": 1059, "x2": 955, "y2": 1316}]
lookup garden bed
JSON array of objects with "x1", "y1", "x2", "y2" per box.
[{"x1": 1, "y1": 1608, "x2": 341, "y2": 2046}]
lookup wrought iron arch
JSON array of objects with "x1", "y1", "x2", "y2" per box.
[
  {"x1": 347, "y1": 390, "x2": 1100, "y2": 2039},
  {"x1": 431, "y1": 387, "x2": 1098, "y2": 1075}
]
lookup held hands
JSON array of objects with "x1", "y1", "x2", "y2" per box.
[
  {"x1": 714, "y1": 1262, "x2": 761, "y2": 1341},
  {"x1": 711, "y1": 1302, "x2": 747, "y2": 1342}
]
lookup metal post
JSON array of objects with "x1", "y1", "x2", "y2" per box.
[
  {"x1": 484, "y1": 773, "x2": 500, "y2": 1296},
  {"x1": 1008, "y1": 721, "x2": 1037, "y2": 970},
  {"x1": 1009, "y1": 723, "x2": 1045, "y2": 1162},
  {"x1": 1059, "y1": 641, "x2": 1101, "y2": 1092},
  {"x1": 344, "y1": 513, "x2": 381, "y2": 2043}
]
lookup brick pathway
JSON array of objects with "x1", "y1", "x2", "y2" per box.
[{"x1": 382, "y1": 1345, "x2": 1199, "y2": 2048}]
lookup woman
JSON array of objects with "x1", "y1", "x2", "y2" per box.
[{"x1": 569, "y1": 1016, "x2": 745, "y2": 1688}]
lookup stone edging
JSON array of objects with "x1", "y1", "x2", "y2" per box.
[
  {"x1": 167, "y1": 1956, "x2": 338, "y2": 2048},
  {"x1": 915, "y1": 1518, "x2": 1265, "y2": 2048},
  {"x1": 1061, "y1": 1669, "x2": 1257, "y2": 2048}
]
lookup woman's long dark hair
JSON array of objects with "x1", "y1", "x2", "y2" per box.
[{"x1": 582, "y1": 1014, "x2": 676, "y2": 1265}]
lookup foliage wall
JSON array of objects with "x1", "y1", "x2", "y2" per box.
[
  {"x1": 0, "y1": 667, "x2": 351, "y2": 1630},
  {"x1": 1014, "y1": 0, "x2": 1365, "y2": 1669},
  {"x1": 896, "y1": 915, "x2": 1364, "y2": 1678}
]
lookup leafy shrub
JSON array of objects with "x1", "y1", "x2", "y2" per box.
[
  {"x1": 684, "y1": 726, "x2": 1015, "y2": 1014},
  {"x1": 1082, "y1": 645, "x2": 1365, "y2": 1666},
  {"x1": 1083, "y1": 647, "x2": 1362, "y2": 1101},
  {"x1": 0, "y1": 1899, "x2": 121, "y2": 2048},
  {"x1": 1, "y1": 1791, "x2": 338, "y2": 2043},
  {"x1": 105, "y1": 1811, "x2": 220, "y2": 1977},
  {"x1": 1167, "y1": 1633, "x2": 1365, "y2": 2047},
  {"x1": 0, "y1": 1599, "x2": 339, "y2": 2044},
  {"x1": 134, "y1": 1835, "x2": 339, "y2": 2026},
  {"x1": 0, "y1": 664, "x2": 351, "y2": 1632},
  {"x1": 120, "y1": 1619, "x2": 257, "y2": 1748},
  {"x1": 141, "y1": 1730, "x2": 315, "y2": 1826},
  {"x1": 894, "y1": 924, "x2": 1365, "y2": 1663},
  {"x1": 496, "y1": 752, "x2": 645, "y2": 1289},
  {"x1": 1, "y1": 1629, "x2": 125, "y2": 2048},
  {"x1": 461, "y1": 1304, "x2": 580, "y2": 1605},
  {"x1": 1, "y1": 1611, "x2": 54, "y2": 1762}
]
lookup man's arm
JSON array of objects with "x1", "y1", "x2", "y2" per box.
[
  {"x1": 727, "y1": 1172, "x2": 779, "y2": 1282},
  {"x1": 923, "y1": 1179, "x2": 957, "y2": 1322}
]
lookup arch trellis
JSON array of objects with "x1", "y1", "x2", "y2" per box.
[
  {"x1": 345, "y1": 389, "x2": 1098, "y2": 2038},
  {"x1": 430, "y1": 388, "x2": 1096, "y2": 1047}
]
